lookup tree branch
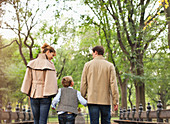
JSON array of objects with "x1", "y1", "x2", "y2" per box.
[
  {"x1": 101, "y1": 0, "x2": 129, "y2": 56},
  {"x1": 57, "y1": 58, "x2": 66, "y2": 79},
  {"x1": 152, "y1": 49, "x2": 160, "y2": 58},
  {"x1": 117, "y1": 0, "x2": 133, "y2": 48},
  {"x1": 127, "y1": 1, "x2": 136, "y2": 42},
  {"x1": 86, "y1": 2, "x2": 103, "y2": 25},
  {"x1": 0, "y1": 40, "x2": 17, "y2": 49},
  {"x1": 143, "y1": 22, "x2": 167, "y2": 53},
  {"x1": 139, "y1": 0, "x2": 145, "y2": 32}
]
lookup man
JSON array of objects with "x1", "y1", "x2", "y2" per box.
[{"x1": 81, "y1": 46, "x2": 119, "y2": 124}]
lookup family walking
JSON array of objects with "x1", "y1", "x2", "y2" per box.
[{"x1": 21, "y1": 43, "x2": 119, "y2": 124}]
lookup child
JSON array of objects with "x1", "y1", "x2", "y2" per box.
[{"x1": 51, "y1": 76, "x2": 87, "y2": 124}]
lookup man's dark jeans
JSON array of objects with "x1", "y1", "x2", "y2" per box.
[
  {"x1": 88, "y1": 104, "x2": 111, "y2": 124},
  {"x1": 30, "y1": 97, "x2": 52, "y2": 124},
  {"x1": 58, "y1": 113, "x2": 76, "y2": 124}
]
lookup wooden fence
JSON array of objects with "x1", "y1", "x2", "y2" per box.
[
  {"x1": 114, "y1": 100, "x2": 170, "y2": 124},
  {"x1": 0, "y1": 102, "x2": 34, "y2": 124}
]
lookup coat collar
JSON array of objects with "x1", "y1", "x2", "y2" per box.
[
  {"x1": 27, "y1": 53, "x2": 56, "y2": 70},
  {"x1": 37, "y1": 53, "x2": 54, "y2": 64},
  {"x1": 94, "y1": 55, "x2": 105, "y2": 60},
  {"x1": 37, "y1": 53, "x2": 48, "y2": 60}
]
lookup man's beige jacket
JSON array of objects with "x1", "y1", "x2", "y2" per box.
[
  {"x1": 81, "y1": 56, "x2": 119, "y2": 105},
  {"x1": 21, "y1": 53, "x2": 58, "y2": 98}
]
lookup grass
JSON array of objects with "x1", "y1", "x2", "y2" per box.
[{"x1": 47, "y1": 116, "x2": 59, "y2": 123}]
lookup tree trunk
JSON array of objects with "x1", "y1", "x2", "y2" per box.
[
  {"x1": 20, "y1": 101, "x2": 23, "y2": 111},
  {"x1": 135, "y1": 53, "x2": 145, "y2": 111},
  {"x1": 106, "y1": 43, "x2": 128, "y2": 109},
  {"x1": 128, "y1": 84, "x2": 133, "y2": 109},
  {"x1": 160, "y1": 88, "x2": 168, "y2": 109},
  {"x1": 18, "y1": 42, "x2": 27, "y2": 66},
  {"x1": 0, "y1": 93, "x2": 2, "y2": 105},
  {"x1": 120, "y1": 82, "x2": 127, "y2": 109},
  {"x1": 130, "y1": 52, "x2": 145, "y2": 111},
  {"x1": 160, "y1": 93, "x2": 167, "y2": 109},
  {"x1": 168, "y1": 20, "x2": 170, "y2": 49},
  {"x1": 135, "y1": 82, "x2": 145, "y2": 111},
  {"x1": 27, "y1": 97, "x2": 30, "y2": 107}
]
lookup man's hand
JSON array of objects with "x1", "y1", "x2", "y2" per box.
[{"x1": 114, "y1": 104, "x2": 118, "y2": 111}]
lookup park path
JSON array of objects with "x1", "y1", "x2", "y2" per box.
[{"x1": 47, "y1": 122, "x2": 118, "y2": 124}]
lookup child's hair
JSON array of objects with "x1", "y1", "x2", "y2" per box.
[
  {"x1": 41, "y1": 43, "x2": 56, "y2": 56},
  {"x1": 62, "y1": 76, "x2": 73, "y2": 87}
]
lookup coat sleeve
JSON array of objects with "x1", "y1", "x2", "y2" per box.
[
  {"x1": 21, "y1": 67, "x2": 32, "y2": 95},
  {"x1": 80, "y1": 63, "x2": 88, "y2": 98},
  {"x1": 110, "y1": 65, "x2": 119, "y2": 105}
]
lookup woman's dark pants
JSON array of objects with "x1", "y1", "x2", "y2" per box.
[{"x1": 30, "y1": 97, "x2": 52, "y2": 124}]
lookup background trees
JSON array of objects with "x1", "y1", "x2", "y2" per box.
[
  {"x1": 163, "y1": 0, "x2": 170, "y2": 49},
  {"x1": 80, "y1": 0, "x2": 168, "y2": 110},
  {"x1": 0, "y1": 40, "x2": 27, "y2": 108},
  {"x1": 1, "y1": 0, "x2": 46, "y2": 65},
  {"x1": 0, "y1": 0, "x2": 169, "y2": 111}
]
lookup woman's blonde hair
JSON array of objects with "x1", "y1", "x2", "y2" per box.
[{"x1": 41, "y1": 43, "x2": 56, "y2": 56}]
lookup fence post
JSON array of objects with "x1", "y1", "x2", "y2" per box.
[
  {"x1": 6, "y1": 102, "x2": 12, "y2": 123},
  {"x1": 146, "y1": 102, "x2": 152, "y2": 122},
  {"x1": 0, "y1": 101, "x2": 2, "y2": 124},
  {"x1": 157, "y1": 100, "x2": 163, "y2": 122},
  {"x1": 127, "y1": 107, "x2": 131, "y2": 120},
  {"x1": 22, "y1": 105, "x2": 26, "y2": 121},
  {"x1": 119, "y1": 108, "x2": 123, "y2": 120},
  {"x1": 123, "y1": 107, "x2": 126, "y2": 120},
  {"x1": 132, "y1": 106, "x2": 136, "y2": 121},
  {"x1": 15, "y1": 104, "x2": 20, "y2": 122},
  {"x1": 139, "y1": 103, "x2": 143, "y2": 121},
  {"x1": 27, "y1": 106, "x2": 31, "y2": 120}
]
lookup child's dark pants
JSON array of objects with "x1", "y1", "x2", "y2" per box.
[{"x1": 58, "y1": 112, "x2": 76, "y2": 124}]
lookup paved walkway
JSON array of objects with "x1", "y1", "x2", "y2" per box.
[
  {"x1": 47, "y1": 113, "x2": 119, "y2": 124},
  {"x1": 47, "y1": 122, "x2": 118, "y2": 124}
]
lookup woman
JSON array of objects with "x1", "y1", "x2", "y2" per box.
[{"x1": 21, "y1": 43, "x2": 58, "y2": 124}]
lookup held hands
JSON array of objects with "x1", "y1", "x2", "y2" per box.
[
  {"x1": 52, "y1": 107, "x2": 55, "y2": 110},
  {"x1": 51, "y1": 104, "x2": 56, "y2": 110}
]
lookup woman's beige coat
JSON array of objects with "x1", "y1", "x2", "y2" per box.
[
  {"x1": 21, "y1": 53, "x2": 58, "y2": 98},
  {"x1": 81, "y1": 56, "x2": 119, "y2": 105}
]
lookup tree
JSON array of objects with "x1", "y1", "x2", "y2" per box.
[
  {"x1": 0, "y1": 39, "x2": 27, "y2": 108},
  {"x1": 79, "y1": 17, "x2": 130, "y2": 108},
  {"x1": 144, "y1": 35, "x2": 170, "y2": 109},
  {"x1": 0, "y1": 0, "x2": 8, "y2": 105},
  {"x1": 0, "y1": 0, "x2": 47, "y2": 65},
  {"x1": 0, "y1": 40, "x2": 6, "y2": 105},
  {"x1": 146, "y1": 0, "x2": 170, "y2": 49},
  {"x1": 0, "y1": 0, "x2": 47, "y2": 108},
  {"x1": 37, "y1": 17, "x2": 78, "y2": 81},
  {"x1": 162, "y1": 0, "x2": 170, "y2": 49},
  {"x1": 82, "y1": 0, "x2": 166, "y2": 110},
  {"x1": 145, "y1": 54, "x2": 170, "y2": 109}
]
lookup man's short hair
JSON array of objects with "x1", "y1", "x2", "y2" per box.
[{"x1": 92, "y1": 46, "x2": 104, "y2": 55}]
